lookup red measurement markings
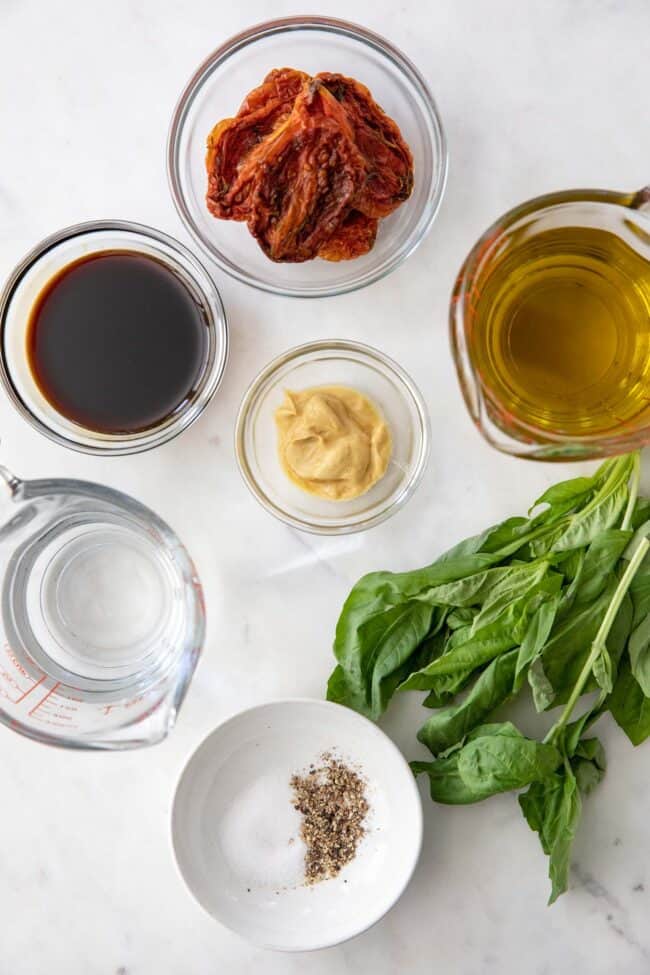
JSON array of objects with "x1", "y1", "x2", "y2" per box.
[
  {"x1": 28, "y1": 682, "x2": 61, "y2": 717},
  {"x1": 57, "y1": 688, "x2": 84, "y2": 704},
  {"x1": 5, "y1": 644, "x2": 42, "y2": 681},
  {"x1": 14, "y1": 673, "x2": 47, "y2": 703},
  {"x1": 2, "y1": 644, "x2": 49, "y2": 704},
  {"x1": 102, "y1": 694, "x2": 148, "y2": 716},
  {"x1": 31, "y1": 716, "x2": 79, "y2": 729},
  {"x1": 0, "y1": 668, "x2": 22, "y2": 694}
]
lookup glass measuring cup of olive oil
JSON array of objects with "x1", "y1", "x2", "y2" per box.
[
  {"x1": 451, "y1": 186, "x2": 650, "y2": 459},
  {"x1": 0, "y1": 466, "x2": 204, "y2": 749}
]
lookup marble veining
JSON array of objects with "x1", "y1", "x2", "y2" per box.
[{"x1": 1, "y1": 0, "x2": 650, "y2": 972}]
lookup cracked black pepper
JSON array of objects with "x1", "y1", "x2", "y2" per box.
[{"x1": 290, "y1": 753, "x2": 369, "y2": 884}]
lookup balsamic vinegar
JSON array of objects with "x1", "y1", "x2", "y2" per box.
[{"x1": 27, "y1": 250, "x2": 208, "y2": 434}]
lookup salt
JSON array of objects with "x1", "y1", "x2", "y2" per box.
[{"x1": 218, "y1": 773, "x2": 306, "y2": 890}]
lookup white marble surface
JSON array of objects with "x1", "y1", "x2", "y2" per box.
[{"x1": 1, "y1": 0, "x2": 650, "y2": 971}]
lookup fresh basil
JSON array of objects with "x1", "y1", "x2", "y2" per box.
[
  {"x1": 516, "y1": 593, "x2": 560, "y2": 678},
  {"x1": 326, "y1": 452, "x2": 650, "y2": 903},
  {"x1": 609, "y1": 659, "x2": 650, "y2": 745},
  {"x1": 417, "y1": 649, "x2": 519, "y2": 756},
  {"x1": 519, "y1": 762, "x2": 581, "y2": 904},
  {"x1": 413, "y1": 723, "x2": 561, "y2": 805},
  {"x1": 571, "y1": 737, "x2": 606, "y2": 796}
]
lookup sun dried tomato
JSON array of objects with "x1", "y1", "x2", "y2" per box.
[
  {"x1": 204, "y1": 69, "x2": 414, "y2": 262},
  {"x1": 206, "y1": 68, "x2": 308, "y2": 221},
  {"x1": 316, "y1": 73, "x2": 414, "y2": 218},
  {"x1": 245, "y1": 83, "x2": 367, "y2": 263},
  {"x1": 318, "y1": 210, "x2": 378, "y2": 261}
]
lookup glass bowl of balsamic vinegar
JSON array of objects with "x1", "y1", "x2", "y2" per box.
[{"x1": 0, "y1": 221, "x2": 228, "y2": 455}]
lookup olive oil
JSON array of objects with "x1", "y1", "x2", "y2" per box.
[{"x1": 469, "y1": 226, "x2": 650, "y2": 437}]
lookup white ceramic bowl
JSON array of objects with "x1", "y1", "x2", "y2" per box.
[{"x1": 171, "y1": 699, "x2": 422, "y2": 950}]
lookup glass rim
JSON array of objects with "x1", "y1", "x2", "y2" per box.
[
  {"x1": 234, "y1": 338, "x2": 431, "y2": 534},
  {"x1": 166, "y1": 15, "x2": 448, "y2": 299},
  {"x1": 0, "y1": 219, "x2": 229, "y2": 456},
  {"x1": 449, "y1": 186, "x2": 650, "y2": 458}
]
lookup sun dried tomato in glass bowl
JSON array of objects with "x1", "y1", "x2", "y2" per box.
[{"x1": 167, "y1": 16, "x2": 447, "y2": 298}]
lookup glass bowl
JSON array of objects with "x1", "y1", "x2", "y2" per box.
[
  {"x1": 235, "y1": 340, "x2": 430, "y2": 534},
  {"x1": 0, "y1": 220, "x2": 228, "y2": 455},
  {"x1": 167, "y1": 16, "x2": 447, "y2": 298}
]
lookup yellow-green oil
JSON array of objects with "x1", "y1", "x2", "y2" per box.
[{"x1": 469, "y1": 226, "x2": 650, "y2": 436}]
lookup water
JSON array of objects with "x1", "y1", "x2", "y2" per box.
[{"x1": 4, "y1": 511, "x2": 181, "y2": 691}]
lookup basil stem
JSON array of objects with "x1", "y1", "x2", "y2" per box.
[
  {"x1": 545, "y1": 533, "x2": 650, "y2": 745},
  {"x1": 621, "y1": 452, "x2": 641, "y2": 531}
]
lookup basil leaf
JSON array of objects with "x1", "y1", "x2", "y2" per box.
[
  {"x1": 447, "y1": 607, "x2": 477, "y2": 630},
  {"x1": 627, "y1": 615, "x2": 650, "y2": 695},
  {"x1": 632, "y1": 497, "x2": 650, "y2": 526},
  {"x1": 369, "y1": 603, "x2": 443, "y2": 717},
  {"x1": 536, "y1": 582, "x2": 633, "y2": 706},
  {"x1": 630, "y1": 559, "x2": 650, "y2": 623},
  {"x1": 458, "y1": 724, "x2": 561, "y2": 795},
  {"x1": 571, "y1": 737, "x2": 606, "y2": 796},
  {"x1": 620, "y1": 542, "x2": 650, "y2": 697},
  {"x1": 528, "y1": 656, "x2": 556, "y2": 712},
  {"x1": 413, "y1": 723, "x2": 561, "y2": 805},
  {"x1": 327, "y1": 528, "x2": 547, "y2": 717},
  {"x1": 516, "y1": 593, "x2": 560, "y2": 678},
  {"x1": 592, "y1": 645, "x2": 614, "y2": 694},
  {"x1": 327, "y1": 547, "x2": 501, "y2": 709},
  {"x1": 468, "y1": 563, "x2": 561, "y2": 632},
  {"x1": 328, "y1": 599, "x2": 434, "y2": 718},
  {"x1": 401, "y1": 576, "x2": 559, "y2": 698},
  {"x1": 572, "y1": 530, "x2": 632, "y2": 606},
  {"x1": 623, "y1": 520, "x2": 650, "y2": 562},
  {"x1": 411, "y1": 755, "x2": 483, "y2": 804},
  {"x1": 421, "y1": 562, "x2": 552, "y2": 613},
  {"x1": 519, "y1": 762, "x2": 581, "y2": 904},
  {"x1": 417, "y1": 649, "x2": 519, "y2": 756},
  {"x1": 550, "y1": 457, "x2": 634, "y2": 553},
  {"x1": 422, "y1": 670, "x2": 477, "y2": 708},
  {"x1": 398, "y1": 627, "x2": 515, "y2": 694},
  {"x1": 532, "y1": 476, "x2": 598, "y2": 511},
  {"x1": 609, "y1": 659, "x2": 650, "y2": 745},
  {"x1": 563, "y1": 704, "x2": 606, "y2": 756},
  {"x1": 529, "y1": 592, "x2": 610, "y2": 701},
  {"x1": 326, "y1": 665, "x2": 349, "y2": 707},
  {"x1": 555, "y1": 551, "x2": 586, "y2": 619}
]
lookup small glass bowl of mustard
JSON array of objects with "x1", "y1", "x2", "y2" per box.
[{"x1": 235, "y1": 340, "x2": 430, "y2": 534}]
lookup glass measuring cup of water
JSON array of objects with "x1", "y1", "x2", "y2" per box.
[
  {"x1": 450, "y1": 186, "x2": 650, "y2": 460},
  {"x1": 0, "y1": 466, "x2": 204, "y2": 749}
]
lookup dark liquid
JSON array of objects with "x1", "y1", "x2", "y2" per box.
[{"x1": 27, "y1": 251, "x2": 208, "y2": 434}]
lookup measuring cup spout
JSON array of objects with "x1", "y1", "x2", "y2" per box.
[
  {"x1": 0, "y1": 465, "x2": 21, "y2": 497},
  {"x1": 631, "y1": 187, "x2": 650, "y2": 212}
]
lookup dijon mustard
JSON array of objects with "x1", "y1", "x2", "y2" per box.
[{"x1": 275, "y1": 385, "x2": 392, "y2": 501}]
